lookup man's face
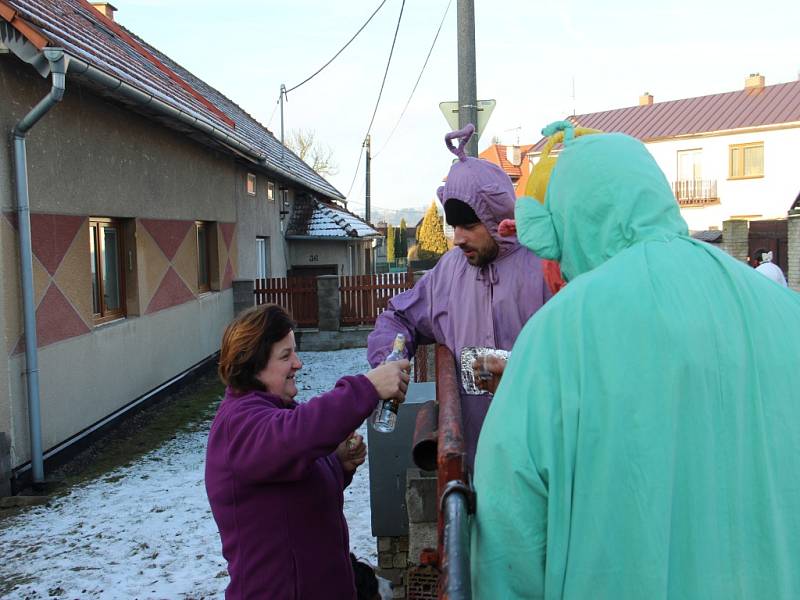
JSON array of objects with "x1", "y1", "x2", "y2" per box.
[{"x1": 453, "y1": 222, "x2": 499, "y2": 267}]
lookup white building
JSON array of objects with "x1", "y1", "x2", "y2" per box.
[{"x1": 530, "y1": 74, "x2": 800, "y2": 232}]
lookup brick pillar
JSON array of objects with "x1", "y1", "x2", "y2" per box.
[
  {"x1": 0, "y1": 432, "x2": 10, "y2": 497},
  {"x1": 232, "y1": 279, "x2": 254, "y2": 316},
  {"x1": 317, "y1": 275, "x2": 340, "y2": 331},
  {"x1": 722, "y1": 219, "x2": 750, "y2": 263},
  {"x1": 378, "y1": 534, "x2": 409, "y2": 599},
  {"x1": 788, "y1": 209, "x2": 800, "y2": 291}
]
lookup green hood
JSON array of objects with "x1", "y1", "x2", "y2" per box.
[{"x1": 515, "y1": 132, "x2": 689, "y2": 281}]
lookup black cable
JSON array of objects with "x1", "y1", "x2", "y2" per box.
[
  {"x1": 285, "y1": 0, "x2": 389, "y2": 94},
  {"x1": 346, "y1": 0, "x2": 407, "y2": 199},
  {"x1": 373, "y1": 0, "x2": 452, "y2": 159}
]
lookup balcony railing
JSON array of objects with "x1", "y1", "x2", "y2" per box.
[{"x1": 672, "y1": 179, "x2": 719, "y2": 207}]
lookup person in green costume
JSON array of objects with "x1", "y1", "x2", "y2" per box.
[{"x1": 471, "y1": 122, "x2": 800, "y2": 599}]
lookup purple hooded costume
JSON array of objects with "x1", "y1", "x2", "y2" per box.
[
  {"x1": 205, "y1": 375, "x2": 379, "y2": 599},
  {"x1": 367, "y1": 125, "x2": 551, "y2": 467}
]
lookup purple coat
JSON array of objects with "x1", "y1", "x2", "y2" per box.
[
  {"x1": 205, "y1": 375, "x2": 379, "y2": 599},
  {"x1": 368, "y1": 151, "x2": 551, "y2": 467}
]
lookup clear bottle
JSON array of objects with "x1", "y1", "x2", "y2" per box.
[{"x1": 371, "y1": 333, "x2": 406, "y2": 433}]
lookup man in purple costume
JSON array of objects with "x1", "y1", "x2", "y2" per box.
[{"x1": 368, "y1": 124, "x2": 551, "y2": 468}]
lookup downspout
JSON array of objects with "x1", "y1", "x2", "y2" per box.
[{"x1": 12, "y1": 47, "x2": 66, "y2": 485}]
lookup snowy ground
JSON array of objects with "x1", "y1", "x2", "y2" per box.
[{"x1": 0, "y1": 348, "x2": 379, "y2": 599}]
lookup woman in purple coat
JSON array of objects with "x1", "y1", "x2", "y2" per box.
[{"x1": 206, "y1": 304, "x2": 410, "y2": 599}]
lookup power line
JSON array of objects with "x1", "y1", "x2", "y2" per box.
[
  {"x1": 266, "y1": 92, "x2": 281, "y2": 129},
  {"x1": 346, "y1": 0, "x2": 407, "y2": 199},
  {"x1": 373, "y1": 0, "x2": 452, "y2": 159},
  {"x1": 285, "y1": 0, "x2": 390, "y2": 94}
]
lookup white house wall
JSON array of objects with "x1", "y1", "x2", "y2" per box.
[
  {"x1": 646, "y1": 127, "x2": 800, "y2": 231},
  {"x1": 289, "y1": 240, "x2": 373, "y2": 275}
]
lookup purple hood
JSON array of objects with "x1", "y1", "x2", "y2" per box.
[{"x1": 437, "y1": 124, "x2": 519, "y2": 258}]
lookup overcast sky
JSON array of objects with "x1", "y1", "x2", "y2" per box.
[{"x1": 114, "y1": 0, "x2": 800, "y2": 216}]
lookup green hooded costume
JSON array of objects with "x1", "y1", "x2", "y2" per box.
[{"x1": 471, "y1": 128, "x2": 800, "y2": 599}]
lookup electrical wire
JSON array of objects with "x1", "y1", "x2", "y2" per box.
[
  {"x1": 373, "y1": 0, "x2": 452, "y2": 159},
  {"x1": 285, "y1": 0, "x2": 390, "y2": 94},
  {"x1": 266, "y1": 92, "x2": 281, "y2": 129},
  {"x1": 345, "y1": 0, "x2": 406, "y2": 199}
]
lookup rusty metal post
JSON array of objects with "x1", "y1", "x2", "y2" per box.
[
  {"x1": 434, "y1": 345, "x2": 472, "y2": 599},
  {"x1": 412, "y1": 400, "x2": 438, "y2": 472}
]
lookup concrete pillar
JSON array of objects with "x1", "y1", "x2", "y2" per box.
[
  {"x1": 0, "y1": 432, "x2": 10, "y2": 497},
  {"x1": 317, "y1": 275, "x2": 340, "y2": 331},
  {"x1": 232, "y1": 279, "x2": 254, "y2": 316},
  {"x1": 722, "y1": 219, "x2": 750, "y2": 263},
  {"x1": 788, "y1": 209, "x2": 800, "y2": 291}
]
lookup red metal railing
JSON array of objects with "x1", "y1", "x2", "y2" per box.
[
  {"x1": 254, "y1": 276, "x2": 318, "y2": 327},
  {"x1": 339, "y1": 271, "x2": 413, "y2": 326},
  {"x1": 434, "y1": 346, "x2": 471, "y2": 600}
]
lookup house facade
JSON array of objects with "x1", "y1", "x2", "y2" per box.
[
  {"x1": 0, "y1": 0, "x2": 360, "y2": 490},
  {"x1": 529, "y1": 75, "x2": 800, "y2": 232}
]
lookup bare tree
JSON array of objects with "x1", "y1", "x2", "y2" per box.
[{"x1": 285, "y1": 129, "x2": 339, "y2": 176}]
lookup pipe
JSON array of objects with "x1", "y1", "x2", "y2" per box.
[
  {"x1": 441, "y1": 483, "x2": 472, "y2": 599},
  {"x1": 434, "y1": 345, "x2": 474, "y2": 599},
  {"x1": 65, "y1": 58, "x2": 343, "y2": 202},
  {"x1": 412, "y1": 399, "x2": 438, "y2": 472},
  {"x1": 12, "y1": 47, "x2": 67, "y2": 484}
]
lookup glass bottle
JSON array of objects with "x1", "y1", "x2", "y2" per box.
[{"x1": 370, "y1": 333, "x2": 406, "y2": 433}]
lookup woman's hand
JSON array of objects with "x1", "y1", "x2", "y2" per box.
[
  {"x1": 336, "y1": 433, "x2": 367, "y2": 474},
  {"x1": 365, "y1": 359, "x2": 411, "y2": 402},
  {"x1": 472, "y1": 355, "x2": 507, "y2": 395}
]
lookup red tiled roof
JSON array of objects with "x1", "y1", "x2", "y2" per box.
[
  {"x1": 479, "y1": 144, "x2": 534, "y2": 179},
  {"x1": 0, "y1": 0, "x2": 345, "y2": 200},
  {"x1": 532, "y1": 79, "x2": 800, "y2": 151}
]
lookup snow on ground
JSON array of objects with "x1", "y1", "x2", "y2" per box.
[{"x1": 0, "y1": 348, "x2": 378, "y2": 599}]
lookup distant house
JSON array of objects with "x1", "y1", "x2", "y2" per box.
[
  {"x1": 0, "y1": 0, "x2": 369, "y2": 490},
  {"x1": 479, "y1": 143, "x2": 535, "y2": 197},
  {"x1": 530, "y1": 75, "x2": 800, "y2": 232},
  {"x1": 285, "y1": 194, "x2": 379, "y2": 276}
]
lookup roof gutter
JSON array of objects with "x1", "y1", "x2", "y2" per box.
[
  {"x1": 12, "y1": 47, "x2": 67, "y2": 485},
  {"x1": 64, "y1": 57, "x2": 345, "y2": 201},
  {"x1": 1, "y1": 13, "x2": 344, "y2": 200},
  {"x1": 69, "y1": 56, "x2": 344, "y2": 199},
  {"x1": 65, "y1": 56, "x2": 266, "y2": 162}
]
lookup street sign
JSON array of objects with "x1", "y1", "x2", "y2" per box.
[{"x1": 439, "y1": 99, "x2": 496, "y2": 138}]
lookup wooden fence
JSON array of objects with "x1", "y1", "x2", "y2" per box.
[
  {"x1": 254, "y1": 271, "x2": 414, "y2": 328},
  {"x1": 340, "y1": 271, "x2": 413, "y2": 326},
  {"x1": 254, "y1": 276, "x2": 319, "y2": 327}
]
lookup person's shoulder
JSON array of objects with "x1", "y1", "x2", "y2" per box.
[{"x1": 221, "y1": 390, "x2": 283, "y2": 415}]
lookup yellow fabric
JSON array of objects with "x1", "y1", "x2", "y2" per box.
[{"x1": 525, "y1": 127, "x2": 601, "y2": 203}]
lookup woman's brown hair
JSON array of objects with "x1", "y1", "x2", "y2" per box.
[{"x1": 218, "y1": 304, "x2": 295, "y2": 393}]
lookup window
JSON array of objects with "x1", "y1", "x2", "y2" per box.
[
  {"x1": 196, "y1": 221, "x2": 211, "y2": 292},
  {"x1": 267, "y1": 181, "x2": 275, "y2": 201},
  {"x1": 246, "y1": 173, "x2": 257, "y2": 195},
  {"x1": 677, "y1": 149, "x2": 702, "y2": 181},
  {"x1": 256, "y1": 237, "x2": 271, "y2": 280},
  {"x1": 729, "y1": 142, "x2": 763, "y2": 179},
  {"x1": 90, "y1": 218, "x2": 126, "y2": 323}
]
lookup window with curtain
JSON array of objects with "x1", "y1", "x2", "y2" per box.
[
  {"x1": 729, "y1": 142, "x2": 764, "y2": 179},
  {"x1": 256, "y1": 237, "x2": 271, "y2": 280},
  {"x1": 90, "y1": 218, "x2": 126, "y2": 324}
]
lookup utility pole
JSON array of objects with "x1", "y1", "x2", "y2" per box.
[
  {"x1": 457, "y1": 0, "x2": 478, "y2": 157},
  {"x1": 364, "y1": 135, "x2": 371, "y2": 223},
  {"x1": 280, "y1": 83, "x2": 286, "y2": 161}
]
